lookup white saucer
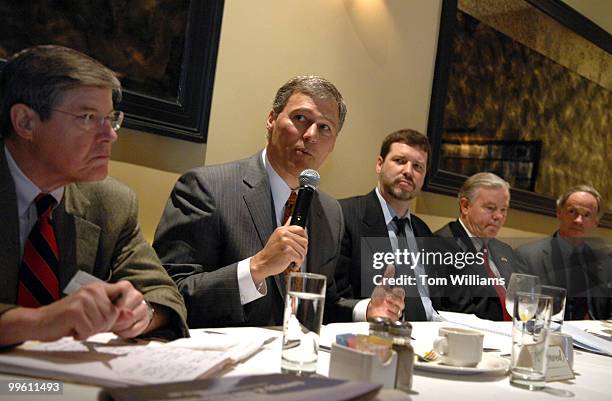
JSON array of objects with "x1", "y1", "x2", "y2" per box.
[{"x1": 414, "y1": 354, "x2": 510, "y2": 375}]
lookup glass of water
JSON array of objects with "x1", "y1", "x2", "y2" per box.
[
  {"x1": 510, "y1": 291, "x2": 553, "y2": 390},
  {"x1": 538, "y1": 285, "x2": 567, "y2": 331},
  {"x1": 281, "y1": 272, "x2": 327, "y2": 375},
  {"x1": 506, "y1": 273, "x2": 540, "y2": 317}
]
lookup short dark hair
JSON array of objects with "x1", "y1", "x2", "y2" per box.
[
  {"x1": 272, "y1": 75, "x2": 347, "y2": 132},
  {"x1": 556, "y1": 185, "x2": 604, "y2": 218},
  {"x1": 0, "y1": 45, "x2": 121, "y2": 138},
  {"x1": 379, "y1": 129, "x2": 431, "y2": 163}
]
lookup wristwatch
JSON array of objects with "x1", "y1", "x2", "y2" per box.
[{"x1": 143, "y1": 300, "x2": 155, "y2": 325}]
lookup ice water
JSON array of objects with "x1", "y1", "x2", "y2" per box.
[{"x1": 281, "y1": 291, "x2": 325, "y2": 375}]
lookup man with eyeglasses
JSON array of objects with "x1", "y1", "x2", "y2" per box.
[
  {"x1": 517, "y1": 186, "x2": 612, "y2": 320},
  {"x1": 0, "y1": 45, "x2": 188, "y2": 346},
  {"x1": 434, "y1": 172, "x2": 527, "y2": 321}
]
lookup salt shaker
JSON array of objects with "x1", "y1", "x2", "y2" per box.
[
  {"x1": 368, "y1": 317, "x2": 391, "y2": 338},
  {"x1": 389, "y1": 320, "x2": 414, "y2": 392}
]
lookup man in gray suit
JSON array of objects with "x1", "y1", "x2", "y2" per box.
[
  {"x1": 0, "y1": 46, "x2": 187, "y2": 346},
  {"x1": 154, "y1": 76, "x2": 362, "y2": 327},
  {"x1": 517, "y1": 185, "x2": 611, "y2": 320}
]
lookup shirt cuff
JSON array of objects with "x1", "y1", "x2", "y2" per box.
[
  {"x1": 237, "y1": 257, "x2": 267, "y2": 305},
  {"x1": 352, "y1": 298, "x2": 370, "y2": 322}
]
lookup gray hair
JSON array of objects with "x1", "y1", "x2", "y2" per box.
[
  {"x1": 0, "y1": 45, "x2": 121, "y2": 138},
  {"x1": 556, "y1": 185, "x2": 604, "y2": 218},
  {"x1": 459, "y1": 172, "x2": 510, "y2": 203},
  {"x1": 271, "y1": 75, "x2": 347, "y2": 132}
]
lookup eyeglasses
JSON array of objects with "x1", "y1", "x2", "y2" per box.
[{"x1": 46, "y1": 108, "x2": 124, "y2": 131}]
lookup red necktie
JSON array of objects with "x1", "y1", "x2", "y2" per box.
[
  {"x1": 282, "y1": 191, "x2": 298, "y2": 225},
  {"x1": 17, "y1": 194, "x2": 60, "y2": 307},
  {"x1": 482, "y1": 246, "x2": 512, "y2": 321}
]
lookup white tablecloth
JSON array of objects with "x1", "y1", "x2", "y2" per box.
[{"x1": 1, "y1": 321, "x2": 611, "y2": 401}]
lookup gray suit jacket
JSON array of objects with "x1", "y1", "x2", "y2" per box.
[
  {"x1": 516, "y1": 235, "x2": 612, "y2": 320},
  {"x1": 0, "y1": 149, "x2": 188, "y2": 338},
  {"x1": 153, "y1": 151, "x2": 350, "y2": 327}
]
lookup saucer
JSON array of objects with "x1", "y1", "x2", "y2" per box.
[{"x1": 414, "y1": 354, "x2": 510, "y2": 375}]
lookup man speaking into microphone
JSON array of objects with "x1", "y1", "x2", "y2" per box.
[{"x1": 153, "y1": 76, "x2": 358, "y2": 327}]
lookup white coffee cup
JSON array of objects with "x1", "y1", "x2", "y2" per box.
[
  {"x1": 548, "y1": 332, "x2": 574, "y2": 369},
  {"x1": 433, "y1": 327, "x2": 484, "y2": 367}
]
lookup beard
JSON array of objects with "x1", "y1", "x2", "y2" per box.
[{"x1": 380, "y1": 175, "x2": 419, "y2": 201}]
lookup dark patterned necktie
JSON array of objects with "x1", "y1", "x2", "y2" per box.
[
  {"x1": 17, "y1": 194, "x2": 60, "y2": 307},
  {"x1": 282, "y1": 191, "x2": 298, "y2": 225},
  {"x1": 393, "y1": 216, "x2": 426, "y2": 321}
]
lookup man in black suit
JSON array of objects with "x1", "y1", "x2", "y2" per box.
[
  {"x1": 435, "y1": 173, "x2": 525, "y2": 321},
  {"x1": 517, "y1": 185, "x2": 611, "y2": 320},
  {"x1": 154, "y1": 76, "x2": 355, "y2": 327},
  {"x1": 336, "y1": 129, "x2": 440, "y2": 322}
]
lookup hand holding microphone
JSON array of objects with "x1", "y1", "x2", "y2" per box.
[{"x1": 285, "y1": 169, "x2": 320, "y2": 274}]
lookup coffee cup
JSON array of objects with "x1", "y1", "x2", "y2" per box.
[
  {"x1": 548, "y1": 332, "x2": 574, "y2": 369},
  {"x1": 433, "y1": 327, "x2": 484, "y2": 367}
]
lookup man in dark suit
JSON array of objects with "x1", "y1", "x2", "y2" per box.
[
  {"x1": 435, "y1": 173, "x2": 525, "y2": 321},
  {"x1": 0, "y1": 46, "x2": 188, "y2": 346},
  {"x1": 336, "y1": 129, "x2": 440, "y2": 322},
  {"x1": 154, "y1": 76, "x2": 356, "y2": 327},
  {"x1": 517, "y1": 185, "x2": 611, "y2": 320}
]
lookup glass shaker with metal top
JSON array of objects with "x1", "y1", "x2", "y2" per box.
[{"x1": 389, "y1": 320, "x2": 414, "y2": 392}]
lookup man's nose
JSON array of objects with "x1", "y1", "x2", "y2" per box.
[{"x1": 303, "y1": 123, "x2": 318, "y2": 141}]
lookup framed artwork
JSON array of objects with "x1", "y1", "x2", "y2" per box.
[
  {"x1": 0, "y1": 0, "x2": 225, "y2": 143},
  {"x1": 425, "y1": 0, "x2": 612, "y2": 227}
]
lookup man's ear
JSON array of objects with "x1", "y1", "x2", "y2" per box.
[
  {"x1": 10, "y1": 104, "x2": 38, "y2": 140},
  {"x1": 459, "y1": 196, "x2": 470, "y2": 217},
  {"x1": 375, "y1": 156, "x2": 383, "y2": 174}
]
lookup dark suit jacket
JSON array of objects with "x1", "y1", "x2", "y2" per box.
[
  {"x1": 435, "y1": 220, "x2": 525, "y2": 321},
  {"x1": 153, "y1": 151, "x2": 350, "y2": 327},
  {"x1": 516, "y1": 234, "x2": 612, "y2": 320},
  {"x1": 336, "y1": 190, "x2": 443, "y2": 321},
  {"x1": 0, "y1": 148, "x2": 188, "y2": 338}
]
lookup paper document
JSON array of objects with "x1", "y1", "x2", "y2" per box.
[
  {"x1": 0, "y1": 336, "x2": 231, "y2": 387},
  {"x1": 563, "y1": 323, "x2": 612, "y2": 356},
  {"x1": 100, "y1": 373, "x2": 382, "y2": 401}
]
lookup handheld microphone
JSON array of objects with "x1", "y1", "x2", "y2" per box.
[
  {"x1": 290, "y1": 169, "x2": 320, "y2": 227},
  {"x1": 285, "y1": 169, "x2": 320, "y2": 274}
]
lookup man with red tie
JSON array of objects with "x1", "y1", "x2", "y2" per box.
[
  {"x1": 435, "y1": 172, "x2": 527, "y2": 321},
  {"x1": 0, "y1": 45, "x2": 187, "y2": 346}
]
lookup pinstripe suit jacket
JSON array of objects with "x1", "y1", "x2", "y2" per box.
[
  {"x1": 0, "y1": 147, "x2": 188, "y2": 338},
  {"x1": 153, "y1": 151, "x2": 350, "y2": 328}
]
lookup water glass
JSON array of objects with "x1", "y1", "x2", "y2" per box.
[
  {"x1": 281, "y1": 272, "x2": 327, "y2": 375},
  {"x1": 538, "y1": 285, "x2": 567, "y2": 331},
  {"x1": 510, "y1": 291, "x2": 553, "y2": 390},
  {"x1": 505, "y1": 273, "x2": 540, "y2": 317}
]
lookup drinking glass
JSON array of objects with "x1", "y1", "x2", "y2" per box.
[
  {"x1": 506, "y1": 273, "x2": 540, "y2": 317},
  {"x1": 538, "y1": 285, "x2": 567, "y2": 331},
  {"x1": 510, "y1": 291, "x2": 553, "y2": 390},
  {"x1": 281, "y1": 272, "x2": 327, "y2": 375}
]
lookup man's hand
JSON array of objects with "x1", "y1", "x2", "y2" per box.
[
  {"x1": 0, "y1": 281, "x2": 152, "y2": 346},
  {"x1": 250, "y1": 218, "x2": 308, "y2": 284},
  {"x1": 366, "y1": 264, "x2": 405, "y2": 321}
]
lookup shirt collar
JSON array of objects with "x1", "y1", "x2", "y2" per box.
[
  {"x1": 458, "y1": 217, "x2": 487, "y2": 250},
  {"x1": 375, "y1": 187, "x2": 411, "y2": 227},
  {"x1": 5, "y1": 146, "x2": 64, "y2": 216},
  {"x1": 262, "y1": 148, "x2": 293, "y2": 225}
]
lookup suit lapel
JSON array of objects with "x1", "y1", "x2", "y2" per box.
[
  {"x1": 0, "y1": 150, "x2": 21, "y2": 304},
  {"x1": 241, "y1": 153, "x2": 282, "y2": 298},
  {"x1": 54, "y1": 184, "x2": 101, "y2": 291},
  {"x1": 361, "y1": 191, "x2": 393, "y2": 255}
]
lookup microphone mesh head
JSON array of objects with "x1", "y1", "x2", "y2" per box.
[{"x1": 299, "y1": 169, "x2": 320, "y2": 189}]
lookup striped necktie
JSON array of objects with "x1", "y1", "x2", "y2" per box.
[
  {"x1": 482, "y1": 245, "x2": 512, "y2": 321},
  {"x1": 17, "y1": 194, "x2": 60, "y2": 307},
  {"x1": 282, "y1": 191, "x2": 298, "y2": 225}
]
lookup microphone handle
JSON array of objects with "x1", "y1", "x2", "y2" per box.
[{"x1": 285, "y1": 185, "x2": 315, "y2": 274}]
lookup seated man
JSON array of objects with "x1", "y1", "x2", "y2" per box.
[
  {"x1": 517, "y1": 185, "x2": 611, "y2": 320},
  {"x1": 435, "y1": 172, "x2": 526, "y2": 321},
  {"x1": 154, "y1": 75, "x2": 382, "y2": 327},
  {"x1": 336, "y1": 129, "x2": 442, "y2": 322},
  {"x1": 0, "y1": 45, "x2": 188, "y2": 346}
]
